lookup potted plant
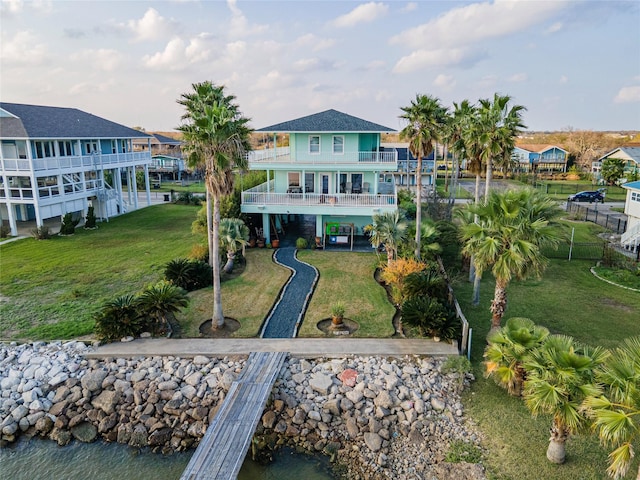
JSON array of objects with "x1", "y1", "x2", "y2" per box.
[
  {"x1": 331, "y1": 302, "x2": 345, "y2": 327},
  {"x1": 256, "y1": 237, "x2": 265, "y2": 248},
  {"x1": 271, "y1": 238, "x2": 280, "y2": 248}
]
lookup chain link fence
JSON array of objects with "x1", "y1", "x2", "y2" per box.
[{"x1": 566, "y1": 203, "x2": 627, "y2": 234}]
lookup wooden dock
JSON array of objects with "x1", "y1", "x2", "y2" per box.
[{"x1": 180, "y1": 351, "x2": 288, "y2": 480}]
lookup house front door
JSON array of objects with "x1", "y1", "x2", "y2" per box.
[{"x1": 320, "y1": 173, "x2": 332, "y2": 194}]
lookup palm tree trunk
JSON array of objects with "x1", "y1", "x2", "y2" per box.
[
  {"x1": 485, "y1": 157, "x2": 492, "y2": 199},
  {"x1": 211, "y1": 194, "x2": 225, "y2": 330},
  {"x1": 490, "y1": 279, "x2": 508, "y2": 329},
  {"x1": 415, "y1": 153, "x2": 423, "y2": 260},
  {"x1": 206, "y1": 190, "x2": 214, "y2": 267},
  {"x1": 223, "y1": 251, "x2": 235, "y2": 274},
  {"x1": 472, "y1": 268, "x2": 481, "y2": 306},
  {"x1": 546, "y1": 421, "x2": 568, "y2": 464}
]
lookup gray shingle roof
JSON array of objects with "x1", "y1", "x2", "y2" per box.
[
  {"x1": 0, "y1": 102, "x2": 151, "y2": 139},
  {"x1": 599, "y1": 146, "x2": 640, "y2": 164},
  {"x1": 257, "y1": 109, "x2": 395, "y2": 133}
]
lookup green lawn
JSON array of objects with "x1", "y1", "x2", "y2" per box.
[
  {"x1": 297, "y1": 251, "x2": 396, "y2": 337},
  {"x1": 452, "y1": 254, "x2": 640, "y2": 479},
  {"x1": 0, "y1": 204, "x2": 201, "y2": 340}
]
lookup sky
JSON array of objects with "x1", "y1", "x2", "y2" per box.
[{"x1": 1, "y1": 0, "x2": 639, "y2": 133}]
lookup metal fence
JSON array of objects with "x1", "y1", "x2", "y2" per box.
[
  {"x1": 566, "y1": 203, "x2": 627, "y2": 234},
  {"x1": 535, "y1": 183, "x2": 626, "y2": 196},
  {"x1": 543, "y1": 242, "x2": 606, "y2": 260}
]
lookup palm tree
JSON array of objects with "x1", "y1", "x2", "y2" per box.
[
  {"x1": 400, "y1": 220, "x2": 441, "y2": 260},
  {"x1": 219, "y1": 218, "x2": 249, "y2": 274},
  {"x1": 399, "y1": 94, "x2": 448, "y2": 259},
  {"x1": 93, "y1": 294, "x2": 143, "y2": 342},
  {"x1": 177, "y1": 81, "x2": 252, "y2": 330},
  {"x1": 365, "y1": 211, "x2": 408, "y2": 266},
  {"x1": 584, "y1": 336, "x2": 640, "y2": 480},
  {"x1": 524, "y1": 335, "x2": 609, "y2": 465},
  {"x1": 457, "y1": 188, "x2": 565, "y2": 329},
  {"x1": 484, "y1": 317, "x2": 549, "y2": 396},
  {"x1": 138, "y1": 280, "x2": 189, "y2": 335},
  {"x1": 477, "y1": 93, "x2": 527, "y2": 197}
]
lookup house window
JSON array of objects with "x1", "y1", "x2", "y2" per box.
[
  {"x1": 85, "y1": 142, "x2": 98, "y2": 155},
  {"x1": 34, "y1": 141, "x2": 54, "y2": 158},
  {"x1": 309, "y1": 136, "x2": 320, "y2": 154},
  {"x1": 58, "y1": 141, "x2": 73, "y2": 157},
  {"x1": 333, "y1": 136, "x2": 344, "y2": 154},
  {"x1": 351, "y1": 173, "x2": 363, "y2": 193},
  {"x1": 111, "y1": 140, "x2": 117, "y2": 154},
  {"x1": 305, "y1": 173, "x2": 315, "y2": 193},
  {"x1": 287, "y1": 172, "x2": 300, "y2": 187},
  {"x1": 632, "y1": 192, "x2": 640, "y2": 203}
]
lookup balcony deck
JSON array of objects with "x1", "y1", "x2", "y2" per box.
[
  {"x1": 247, "y1": 147, "x2": 397, "y2": 170},
  {"x1": 0, "y1": 151, "x2": 151, "y2": 173}
]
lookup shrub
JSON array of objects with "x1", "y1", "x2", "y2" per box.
[
  {"x1": 138, "y1": 280, "x2": 189, "y2": 335},
  {"x1": 84, "y1": 205, "x2": 97, "y2": 229},
  {"x1": 331, "y1": 302, "x2": 345, "y2": 319},
  {"x1": 164, "y1": 258, "x2": 212, "y2": 291},
  {"x1": 380, "y1": 258, "x2": 427, "y2": 305},
  {"x1": 296, "y1": 237, "x2": 308, "y2": 249},
  {"x1": 189, "y1": 243, "x2": 209, "y2": 263},
  {"x1": 94, "y1": 294, "x2": 146, "y2": 342},
  {"x1": 59, "y1": 213, "x2": 80, "y2": 235},
  {"x1": 31, "y1": 226, "x2": 52, "y2": 240},
  {"x1": 402, "y1": 296, "x2": 460, "y2": 341},
  {"x1": 0, "y1": 224, "x2": 10, "y2": 238},
  {"x1": 404, "y1": 266, "x2": 448, "y2": 302}
]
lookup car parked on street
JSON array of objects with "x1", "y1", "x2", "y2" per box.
[{"x1": 567, "y1": 191, "x2": 605, "y2": 203}]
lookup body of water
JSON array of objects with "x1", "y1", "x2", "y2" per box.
[{"x1": 0, "y1": 437, "x2": 337, "y2": 480}]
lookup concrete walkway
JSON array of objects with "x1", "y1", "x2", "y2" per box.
[
  {"x1": 86, "y1": 337, "x2": 458, "y2": 359},
  {"x1": 260, "y1": 247, "x2": 318, "y2": 338}
]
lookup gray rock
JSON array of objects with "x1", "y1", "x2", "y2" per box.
[
  {"x1": 129, "y1": 424, "x2": 148, "y2": 447},
  {"x1": 373, "y1": 390, "x2": 393, "y2": 409},
  {"x1": 262, "y1": 410, "x2": 277, "y2": 429},
  {"x1": 71, "y1": 422, "x2": 98, "y2": 443},
  {"x1": 81, "y1": 370, "x2": 108, "y2": 392},
  {"x1": 309, "y1": 373, "x2": 333, "y2": 395},
  {"x1": 346, "y1": 417, "x2": 359, "y2": 439},
  {"x1": 431, "y1": 397, "x2": 446, "y2": 411},
  {"x1": 91, "y1": 390, "x2": 119, "y2": 415},
  {"x1": 364, "y1": 432, "x2": 383, "y2": 452}
]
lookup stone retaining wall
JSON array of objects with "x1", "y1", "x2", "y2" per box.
[{"x1": 0, "y1": 341, "x2": 485, "y2": 479}]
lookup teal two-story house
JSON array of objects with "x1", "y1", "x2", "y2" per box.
[{"x1": 241, "y1": 110, "x2": 399, "y2": 247}]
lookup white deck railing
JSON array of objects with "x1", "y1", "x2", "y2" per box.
[
  {"x1": 0, "y1": 151, "x2": 151, "y2": 173},
  {"x1": 242, "y1": 191, "x2": 396, "y2": 208},
  {"x1": 247, "y1": 147, "x2": 397, "y2": 166},
  {"x1": 621, "y1": 223, "x2": 640, "y2": 246}
]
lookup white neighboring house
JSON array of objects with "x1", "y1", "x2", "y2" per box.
[
  {"x1": 592, "y1": 145, "x2": 640, "y2": 183},
  {"x1": 0, "y1": 102, "x2": 153, "y2": 236},
  {"x1": 621, "y1": 180, "x2": 640, "y2": 255}
]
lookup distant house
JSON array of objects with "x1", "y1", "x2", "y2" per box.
[
  {"x1": 512, "y1": 145, "x2": 568, "y2": 173},
  {"x1": 380, "y1": 142, "x2": 436, "y2": 189},
  {"x1": 592, "y1": 146, "x2": 640, "y2": 183},
  {"x1": 241, "y1": 109, "x2": 400, "y2": 246},
  {"x1": 0, "y1": 102, "x2": 153, "y2": 236},
  {"x1": 621, "y1": 180, "x2": 640, "y2": 255},
  {"x1": 133, "y1": 133, "x2": 185, "y2": 182}
]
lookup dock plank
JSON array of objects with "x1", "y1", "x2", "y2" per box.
[{"x1": 180, "y1": 351, "x2": 287, "y2": 480}]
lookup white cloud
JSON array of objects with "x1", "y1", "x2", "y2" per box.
[
  {"x1": 227, "y1": 0, "x2": 268, "y2": 37},
  {"x1": 70, "y1": 49, "x2": 123, "y2": 72},
  {"x1": 250, "y1": 70, "x2": 295, "y2": 91},
  {"x1": 559, "y1": 75, "x2": 569, "y2": 84},
  {"x1": 545, "y1": 22, "x2": 563, "y2": 34},
  {"x1": 69, "y1": 79, "x2": 115, "y2": 96},
  {"x1": 390, "y1": 0, "x2": 569, "y2": 72},
  {"x1": 127, "y1": 7, "x2": 178, "y2": 42},
  {"x1": 0, "y1": 30, "x2": 48, "y2": 64},
  {"x1": 508, "y1": 73, "x2": 528, "y2": 82},
  {"x1": 143, "y1": 33, "x2": 215, "y2": 70},
  {"x1": 402, "y1": 2, "x2": 418, "y2": 13},
  {"x1": 332, "y1": 2, "x2": 389, "y2": 28},
  {"x1": 433, "y1": 74, "x2": 456, "y2": 90},
  {"x1": 393, "y1": 48, "x2": 482, "y2": 73},
  {"x1": 294, "y1": 34, "x2": 336, "y2": 52},
  {"x1": 1, "y1": 0, "x2": 51, "y2": 15},
  {"x1": 363, "y1": 60, "x2": 386, "y2": 71},
  {"x1": 614, "y1": 85, "x2": 640, "y2": 104}
]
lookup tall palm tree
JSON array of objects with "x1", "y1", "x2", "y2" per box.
[
  {"x1": 477, "y1": 93, "x2": 527, "y2": 197},
  {"x1": 584, "y1": 336, "x2": 640, "y2": 480},
  {"x1": 457, "y1": 188, "x2": 565, "y2": 329},
  {"x1": 524, "y1": 335, "x2": 609, "y2": 465},
  {"x1": 138, "y1": 280, "x2": 189, "y2": 335},
  {"x1": 484, "y1": 317, "x2": 550, "y2": 396},
  {"x1": 365, "y1": 211, "x2": 408, "y2": 266},
  {"x1": 399, "y1": 94, "x2": 448, "y2": 259},
  {"x1": 219, "y1": 218, "x2": 249, "y2": 273},
  {"x1": 177, "y1": 81, "x2": 252, "y2": 330}
]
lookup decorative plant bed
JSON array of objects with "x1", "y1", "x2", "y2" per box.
[{"x1": 316, "y1": 318, "x2": 359, "y2": 336}]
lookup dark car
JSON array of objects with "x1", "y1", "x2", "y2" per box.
[{"x1": 567, "y1": 191, "x2": 604, "y2": 203}]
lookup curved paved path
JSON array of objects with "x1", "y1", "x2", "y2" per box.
[{"x1": 259, "y1": 247, "x2": 318, "y2": 338}]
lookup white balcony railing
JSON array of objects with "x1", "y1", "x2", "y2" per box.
[
  {"x1": 1, "y1": 151, "x2": 151, "y2": 173},
  {"x1": 242, "y1": 191, "x2": 396, "y2": 208},
  {"x1": 247, "y1": 147, "x2": 397, "y2": 166}
]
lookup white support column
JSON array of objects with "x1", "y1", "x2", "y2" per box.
[
  {"x1": 144, "y1": 164, "x2": 151, "y2": 205},
  {"x1": 131, "y1": 166, "x2": 139, "y2": 209},
  {"x1": 262, "y1": 212, "x2": 270, "y2": 241},
  {"x1": 316, "y1": 215, "x2": 323, "y2": 238}
]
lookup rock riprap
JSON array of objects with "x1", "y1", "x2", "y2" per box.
[{"x1": 0, "y1": 342, "x2": 485, "y2": 479}]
